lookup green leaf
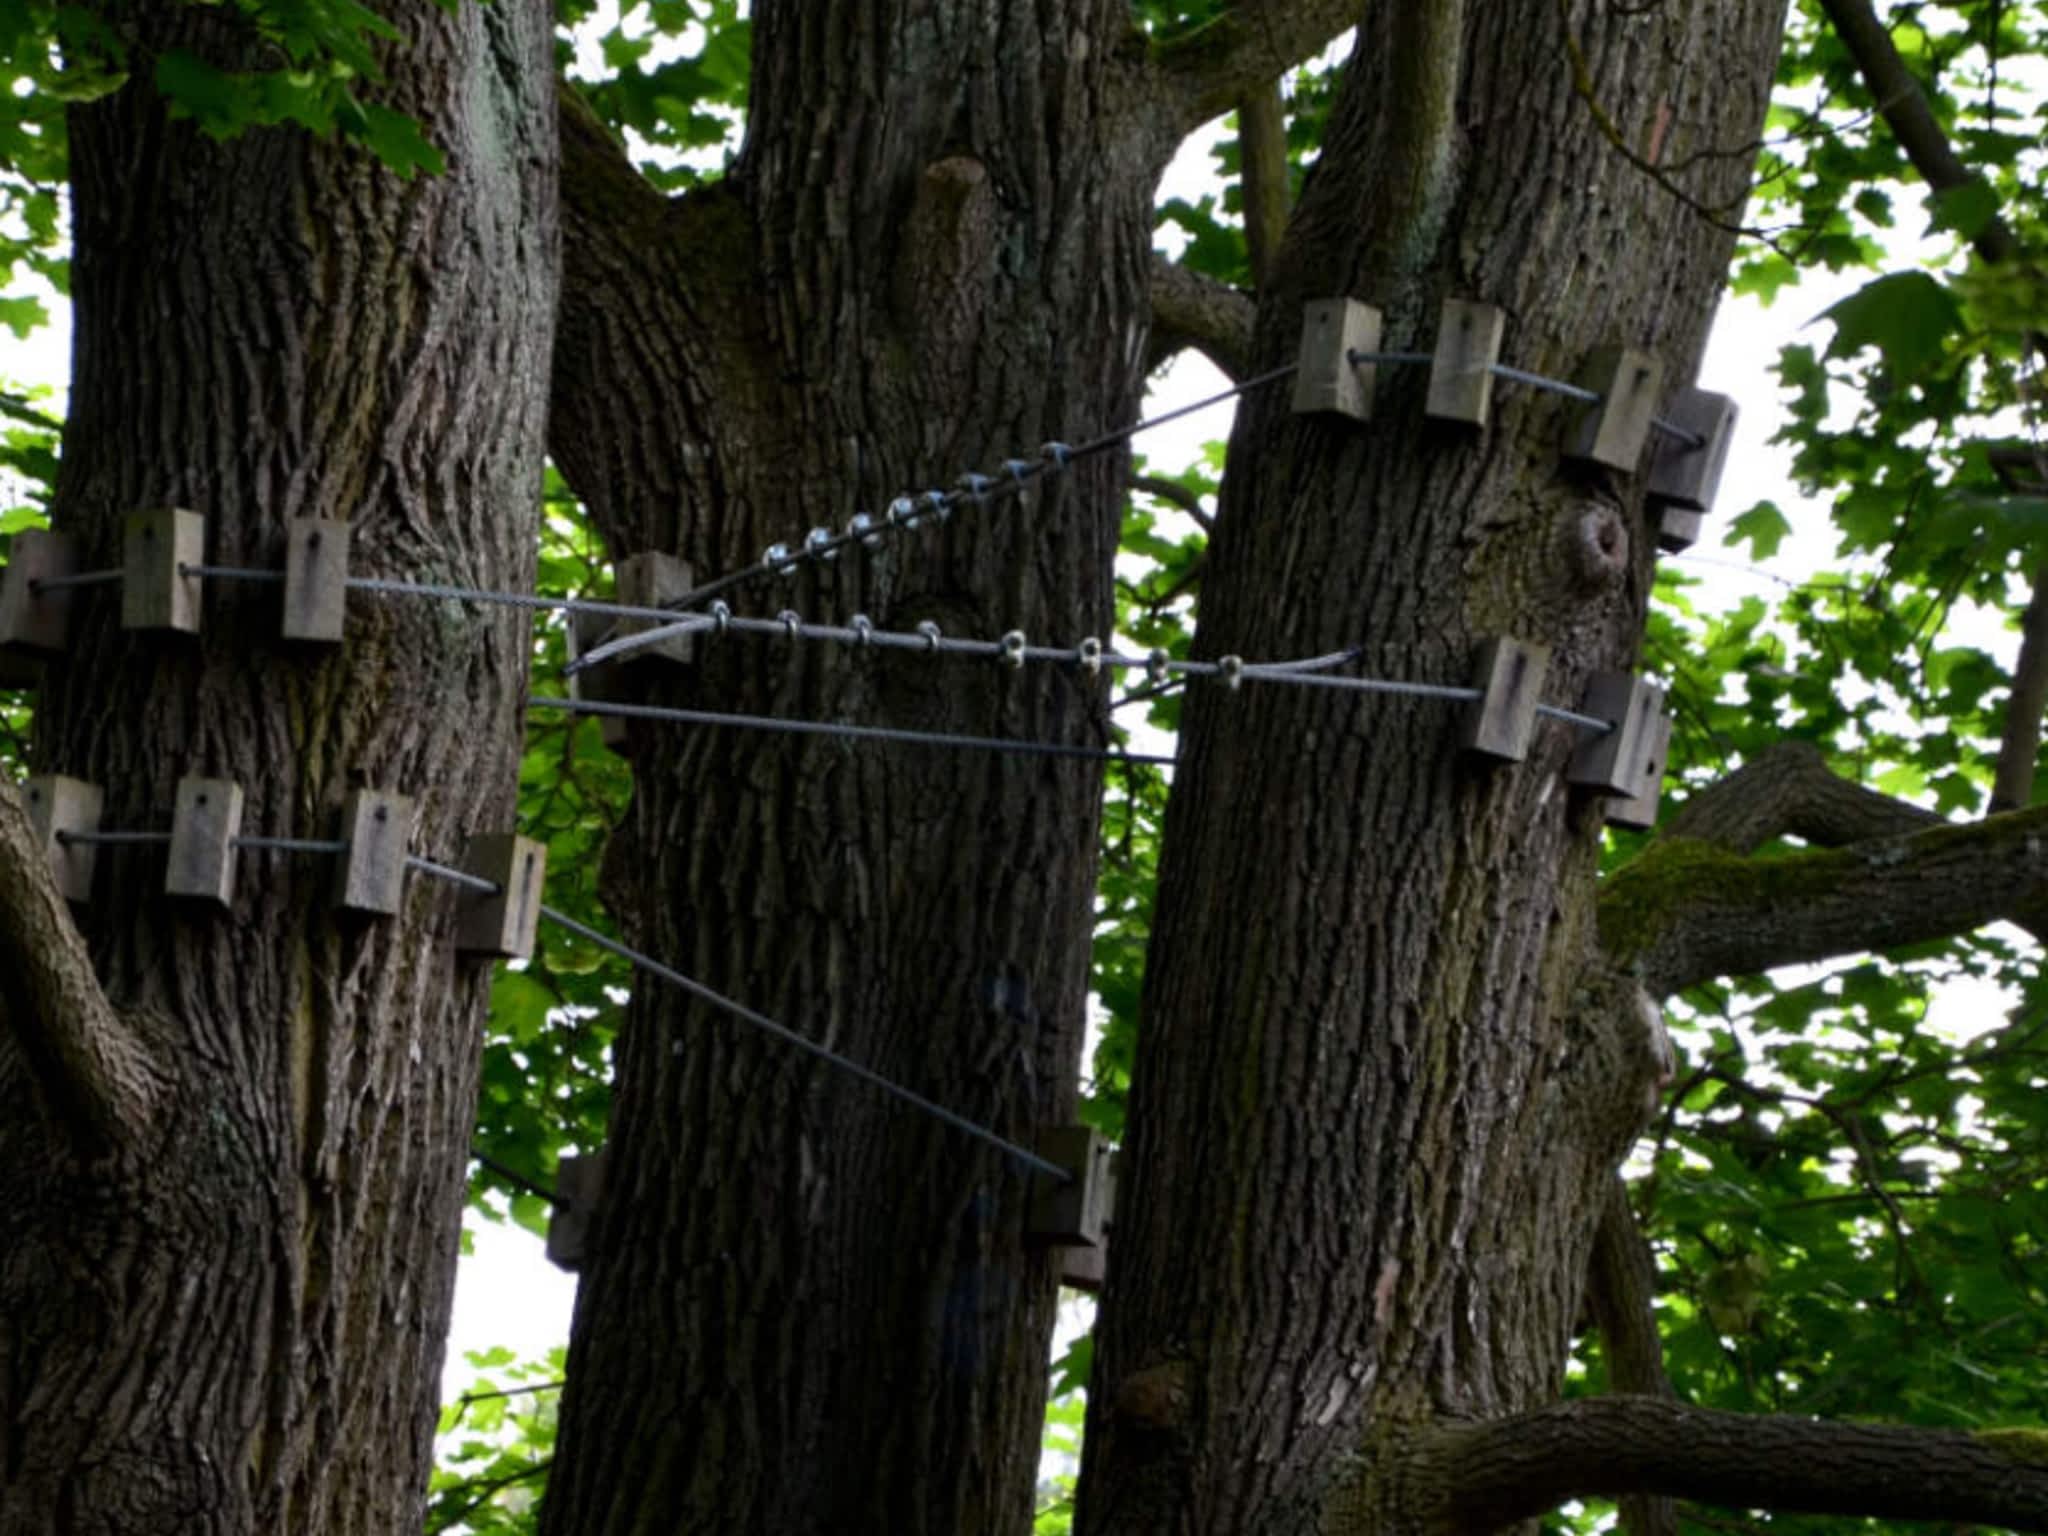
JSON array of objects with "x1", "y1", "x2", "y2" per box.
[
  {"x1": 1727, "y1": 500, "x2": 1792, "y2": 560},
  {"x1": 1925, "y1": 181, "x2": 2000, "y2": 241},
  {"x1": 1821, "y1": 270, "x2": 1964, "y2": 383}
]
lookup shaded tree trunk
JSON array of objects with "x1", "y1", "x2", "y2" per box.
[
  {"x1": 1076, "y1": 2, "x2": 1787, "y2": 1532},
  {"x1": 0, "y1": 3, "x2": 557, "y2": 1531}
]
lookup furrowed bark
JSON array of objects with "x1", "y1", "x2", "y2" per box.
[
  {"x1": 0, "y1": 776, "x2": 158, "y2": 1150},
  {"x1": 1411, "y1": 1399, "x2": 2048, "y2": 1534},
  {"x1": 1150, "y1": 0, "x2": 1362, "y2": 133},
  {"x1": 0, "y1": 2, "x2": 557, "y2": 1530},
  {"x1": 1147, "y1": 253, "x2": 1255, "y2": 377},
  {"x1": 1583, "y1": 1180, "x2": 1678, "y2": 1536}
]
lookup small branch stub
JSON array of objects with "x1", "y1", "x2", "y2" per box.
[
  {"x1": 1461, "y1": 636, "x2": 1551, "y2": 763},
  {"x1": 1606, "y1": 711, "x2": 1673, "y2": 831},
  {"x1": 25, "y1": 775, "x2": 104, "y2": 903},
  {"x1": 1647, "y1": 387, "x2": 1739, "y2": 512},
  {"x1": 1568, "y1": 349, "x2": 1666, "y2": 473},
  {"x1": 1426, "y1": 299, "x2": 1507, "y2": 426},
  {"x1": 1569, "y1": 672, "x2": 1667, "y2": 798},
  {"x1": 283, "y1": 518, "x2": 352, "y2": 643},
  {"x1": 1028, "y1": 1125, "x2": 1114, "y2": 1250},
  {"x1": 614, "y1": 553, "x2": 695, "y2": 665},
  {"x1": 1291, "y1": 298, "x2": 1383, "y2": 423},
  {"x1": 167, "y1": 776, "x2": 245, "y2": 905},
  {"x1": 122, "y1": 509, "x2": 206, "y2": 633},
  {"x1": 456, "y1": 833, "x2": 546, "y2": 960},
  {"x1": 546, "y1": 1148, "x2": 608, "y2": 1272},
  {"x1": 0, "y1": 529, "x2": 79, "y2": 656},
  {"x1": 335, "y1": 789, "x2": 412, "y2": 916}
]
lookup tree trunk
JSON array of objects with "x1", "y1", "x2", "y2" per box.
[
  {"x1": 0, "y1": 4, "x2": 557, "y2": 1531},
  {"x1": 1077, "y1": 3, "x2": 1787, "y2": 1532},
  {"x1": 538, "y1": 4, "x2": 1172, "y2": 1531}
]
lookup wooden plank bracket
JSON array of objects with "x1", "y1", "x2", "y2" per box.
[
  {"x1": 0, "y1": 529, "x2": 80, "y2": 657},
  {"x1": 456, "y1": 832, "x2": 546, "y2": 959},
  {"x1": 334, "y1": 789, "x2": 413, "y2": 916},
  {"x1": 1567, "y1": 672, "x2": 1667, "y2": 798},
  {"x1": 1425, "y1": 299, "x2": 1507, "y2": 427},
  {"x1": 122, "y1": 509, "x2": 206, "y2": 634},
  {"x1": 1028, "y1": 1125, "x2": 1115, "y2": 1266},
  {"x1": 283, "y1": 518, "x2": 352, "y2": 643},
  {"x1": 1566, "y1": 349, "x2": 1666, "y2": 473},
  {"x1": 546, "y1": 1148, "x2": 608, "y2": 1273},
  {"x1": 1606, "y1": 710, "x2": 1674, "y2": 832},
  {"x1": 24, "y1": 775, "x2": 104, "y2": 903},
  {"x1": 1647, "y1": 387, "x2": 1739, "y2": 513},
  {"x1": 1460, "y1": 636, "x2": 1551, "y2": 763},
  {"x1": 1291, "y1": 298, "x2": 1383, "y2": 423},
  {"x1": 166, "y1": 775, "x2": 245, "y2": 905}
]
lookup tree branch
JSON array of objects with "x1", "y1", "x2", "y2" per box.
[
  {"x1": 1146, "y1": 252, "x2": 1254, "y2": 379},
  {"x1": 1237, "y1": 82, "x2": 1290, "y2": 289},
  {"x1": 1583, "y1": 1180, "x2": 1678, "y2": 1536},
  {"x1": 1149, "y1": 1, "x2": 1360, "y2": 134},
  {"x1": 1421, "y1": 1399, "x2": 2048, "y2": 1533},
  {"x1": 1662, "y1": 740, "x2": 1942, "y2": 853},
  {"x1": 0, "y1": 778, "x2": 158, "y2": 1149},
  {"x1": 1993, "y1": 553, "x2": 2048, "y2": 813}
]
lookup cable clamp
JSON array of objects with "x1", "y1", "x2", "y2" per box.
[
  {"x1": 1146, "y1": 648, "x2": 1171, "y2": 684},
  {"x1": 1219, "y1": 655, "x2": 1244, "y2": 691},
  {"x1": 848, "y1": 512, "x2": 884, "y2": 550},
  {"x1": 924, "y1": 489, "x2": 951, "y2": 524},
  {"x1": 957, "y1": 472, "x2": 992, "y2": 508},
  {"x1": 1003, "y1": 458, "x2": 1034, "y2": 486},
  {"x1": 916, "y1": 619, "x2": 943, "y2": 652},
  {"x1": 764, "y1": 542, "x2": 797, "y2": 577},
  {"x1": 777, "y1": 609, "x2": 802, "y2": 641},
  {"x1": 1000, "y1": 630, "x2": 1027, "y2": 668},
  {"x1": 850, "y1": 614, "x2": 874, "y2": 647},
  {"x1": 887, "y1": 496, "x2": 914, "y2": 528},
  {"x1": 709, "y1": 600, "x2": 732, "y2": 634},
  {"x1": 1040, "y1": 441, "x2": 1073, "y2": 471},
  {"x1": 1077, "y1": 636, "x2": 1103, "y2": 676},
  {"x1": 805, "y1": 526, "x2": 837, "y2": 562}
]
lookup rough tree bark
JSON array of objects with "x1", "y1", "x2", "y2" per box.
[{"x1": 0, "y1": 3, "x2": 557, "y2": 1531}]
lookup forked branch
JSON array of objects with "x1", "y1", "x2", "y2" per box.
[
  {"x1": 1147, "y1": 253, "x2": 1255, "y2": 379},
  {"x1": 1147, "y1": 0, "x2": 1359, "y2": 134}
]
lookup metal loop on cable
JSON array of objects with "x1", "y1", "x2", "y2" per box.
[
  {"x1": 709, "y1": 600, "x2": 732, "y2": 635},
  {"x1": 1219, "y1": 655, "x2": 1245, "y2": 691},
  {"x1": 849, "y1": 512, "x2": 883, "y2": 549},
  {"x1": 850, "y1": 614, "x2": 874, "y2": 647},
  {"x1": 806, "y1": 526, "x2": 836, "y2": 562},
  {"x1": 765, "y1": 542, "x2": 796, "y2": 577},
  {"x1": 887, "y1": 496, "x2": 914, "y2": 528},
  {"x1": 924, "y1": 489, "x2": 951, "y2": 524},
  {"x1": 957, "y1": 472, "x2": 992, "y2": 508},
  {"x1": 1000, "y1": 630, "x2": 1027, "y2": 668},
  {"x1": 1077, "y1": 636, "x2": 1103, "y2": 676},
  {"x1": 1040, "y1": 441, "x2": 1072, "y2": 471},
  {"x1": 1002, "y1": 458, "x2": 1033, "y2": 485},
  {"x1": 778, "y1": 609, "x2": 802, "y2": 641},
  {"x1": 1146, "y1": 648, "x2": 1171, "y2": 684},
  {"x1": 916, "y1": 619, "x2": 943, "y2": 652}
]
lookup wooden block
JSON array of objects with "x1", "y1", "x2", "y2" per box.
[
  {"x1": 166, "y1": 776, "x2": 244, "y2": 905},
  {"x1": 1290, "y1": 298, "x2": 1383, "y2": 423},
  {"x1": 546, "y1": 1148, "x2": 607, "y2": 1273},
  {"x1": 614, "y1": 552, "x2": 694, "y2": 665},
  {"x1": 283, "y1": 518, "x2": 351, "y2": 643},
  {"x1": 1566, "y1": 348, "x2": 1665, "y2": 473},
  {"x1": 0, "y1": 529, "x2": 79, "y2": 655},
  {"x1": 334, "y1": 789, "x2": 412, "y2": 916},
  {"x1": 1655, "y1": 505, "x2": 1703, "y2": 554},
  {"x1": 1027, "y1": 1126, "x2": 1114, "y2": 1249},
  {"x1": 1057, "y1": 1151, "x2": 1117, "y2": 1293},
  {"x1": 1606, "y1": 711, "x2": 1673, "y2": 832},
  {"x1": 565, "y1": 608, "x2": 632, "y2": 754},
  {"x1": 456, "y1": 833, "x2": 546, "y2": 959},
  {"x1": 24, "y1": 775, "x2": 103, "y2": 903},
  {"x1": 1461, "y1": 636, "x2": 1550, "y2": 763},
  {"x1": 1647, "y1": 387, "x2": 1738, "y2": 512},
  {"x1": 1425, "y1": 299, "x2": 1506, "y2": 426},
  {"x1": 1568, "y1": 672, "x2": 1666, "y2": 798},
  {"x1": 122, "y1": 509, "x2": 206, "y2": 633}
]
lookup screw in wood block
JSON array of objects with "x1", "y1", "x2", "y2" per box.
[
  {"x1": 614, "y1": 553, "x2": 696, "y2": 665},
  {"x1": 1654, "y1": 505, "x2": 1703, "y2": 555},
  {"x1": 456, "y1": 833, "x2": 546, "y2": 960},
  {"x1": 166, "y1": 776, "x2": 245, "y2": 906},
  {"x1": 545, "y1": 1148, "x2": 608, "y2": 1273},
  {"x1": 1460, "y1": 636, "x2": 1551, "y2": 764},
  {"x1": 24, "y1": 775, "x2": 104, "y2": 903},
  {"x1": 334, "y1": 789, "x2": 413, "y2": 917},
  {"x1": 1566, "y1": 348, "x2": 1666, "y2": 473},
  {"x1": 1567, "y1": 672, "x2": 1667, "y2": 798},
  {"x1": 283, "y1": 518, "x2": 352, "y2": 643},
  {"x1": 1290, "y1": 298, "x2": 1384, "y2": 423},
  {"x1": 1647, "y1": 387, "x2": 1739, "y2": 513},
  {"x1": 1027, "y1": 1125, "x2": 1115, "y2": 1251},
  {"x1": 0, "y1": 529, "x2": 80, "y2": 657},
  {"x1": 1606, "y1": 710, "x2": 1673, "y2": 832},
  {"x1": 1425, "y1": 298, "x2": 1507, "y2": 427},
  {"x1": 122, "y1": 509, "x2": 206, "y2": 634},
  {"x1": 565, "y1": 607, "x2": 633, "y2": 754}
]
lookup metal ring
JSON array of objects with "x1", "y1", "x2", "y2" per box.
[
  {"x1": 1003, "y1": 458, "x2": 1034, "y2": 485},
  {"x1": 1040, "y1": 441, "x2": 1073, "y2": 470},
  {"x1": 709, "y1": 599, "x2": 732, "y2": 635},
  {"x1": 925, "y1": 489, "x2": 951, "y2": 524},
  {"x1": 957, "y1": 472, "x2": 992, "y2": 507},
  {"x1": 916, "y1": 619, "x2": 943, "y2": 652},
  {"x1": 1146, "y1": 648, "x2": 1171, "y2": 684},
  {"x1": 806, "y1": 526, "x2": 837, "y2": 561},
  {"x1": 777, "y1": 609, "x2": 802, "y2": 640},
  {"x1": 1000, "y1": 630, "x2": 1027, "y2": 668},
  {"x1": 764, "y1": 541, "x2": 795, "y2": 576},
  {"x1": 1077, "y1": 636, "x2": 1103, "y2": 676},
  {"x1": 1219, "y1": 654, "x2": 1244, "y2": 691},
  {"x1": 850, "y1": 614, "x2": 874, "y2": 647},
  {"x1": 849, "y1": 511, "x2": 883, "y2": 549},
  {"x1": 887, "y1": 496, "x2": 914, "y2": 528}
]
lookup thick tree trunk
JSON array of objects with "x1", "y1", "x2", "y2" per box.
[
  {"x1": 1077, "y1": 3, "x2": 1787, "y2": 1533},
  {"x1": 0, "y1": 4, "x2": 557, "y2": 1531},
  {"x1": 538, "y1": 5, "x2": 1166, "y2": 1531}
]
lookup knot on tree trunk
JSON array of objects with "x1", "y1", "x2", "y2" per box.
[{"x1": 1559, "y1": 964, "x2": 1673, "y2": 1163}]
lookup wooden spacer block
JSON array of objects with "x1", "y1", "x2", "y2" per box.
[
  {"x1": 545, "y1": 1148, "x2": 608, "y2": 1273},
  {"x1": 614, "y1": 552, "x2": 695, "y2": 666},
  {"x1": 1027, "y1": 1126, "x2": 1114, "y2": 1249},
  {"x1": 1647, "y1": 387, "x2": 1739, "y2": 513},
  {"x1": 1568, "y1": 672, "x2": 1667, "y2": 798},
  {"x1": 166, "y1": 776, "x2": 244, "y2": 905},
  {"x1": 283, "y1": 518, "x2": 352, "y2": 643},
  {"x1": 1461, "y1": 636, "x2": 1551, "y2": 763},
  {"x1": 1654, "y1": 505, "x2": 1704, "y2": 554},
  {"x1": 1425, "y1": 298, "x2": 1507, "y2": 426},
  {"x1": 24, "y1": 775, "x2": 104, "y2": 903},
  {"x1": 0, "y1": 529, "x2": 79, "y2": 656},
  {"x1": 1057, "y1": 1150, "x2": 1117, "y2": 1293},
  {"x1": 122, "y1": 509, "x2": 206, "y2": 633},
  {"x1": 566, "y1": 608, "x2": 633, "y2": 754},
  {"x1": 456, "y1": 832, "x2": 546, "y2": 959},
  {"x1": 1606, "y1": 711, "x2": 1673, "y2": 832},
  {"x1": 334, "y1": 789, "x2": 412, "y2": 916},
  {"x1": 1566, "y1": 348, "x2": 1666, "y2": 473},
  {"x1": 1290, "y1": 298, "x2": 1383, "y2": 423}
]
